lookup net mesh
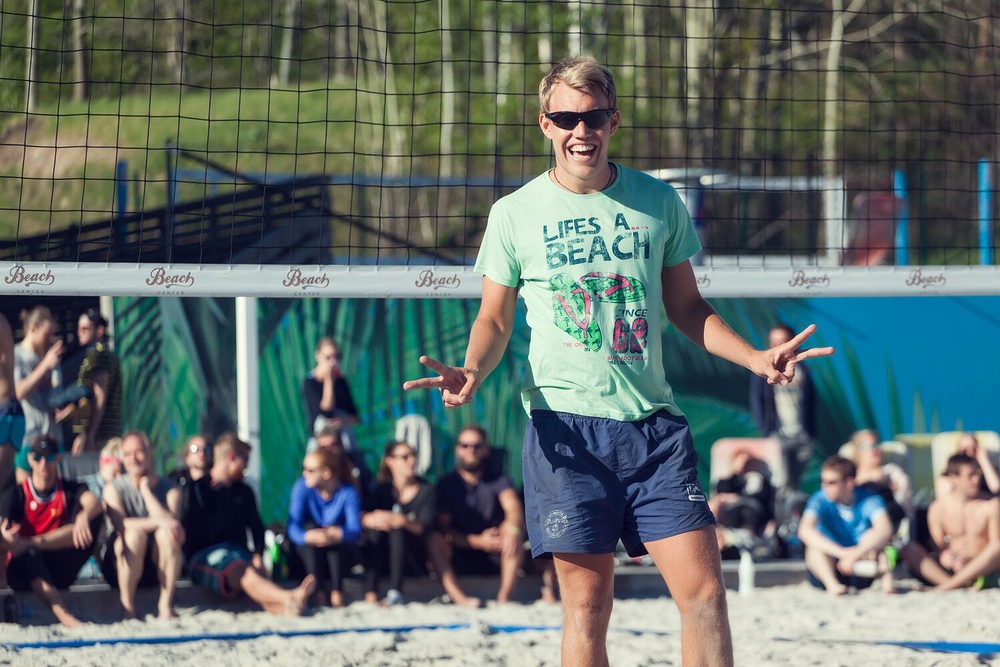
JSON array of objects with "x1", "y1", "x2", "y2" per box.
[{"x1": 1, "y1": 1, "x2": 998, "y2": 296}]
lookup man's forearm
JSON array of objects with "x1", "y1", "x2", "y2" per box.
[{"x1": 463, "y1": 316, "x2": 513, "y2": 378}]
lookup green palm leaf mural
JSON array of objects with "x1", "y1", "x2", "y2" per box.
[{"x1": 117, "y1": 293, "x2": 937, "y2": 523}]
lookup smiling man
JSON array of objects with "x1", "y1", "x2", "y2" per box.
[{"x1": 405, "y1": 56, "x2": 833, "y2": 666}]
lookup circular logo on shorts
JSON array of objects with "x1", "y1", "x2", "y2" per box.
[{"x1": 544, "y1": 510, "x2": 569, "y2": 538}]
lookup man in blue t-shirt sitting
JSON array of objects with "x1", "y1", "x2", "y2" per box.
[{"x1": 798, "y1": 455, "x2": 895, "y2": 595}]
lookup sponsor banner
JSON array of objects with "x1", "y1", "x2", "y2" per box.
[
  {"x1": 0, "y1": 263, "x2": 483, "y2": 298},
  {"x1": 0, "y1": 263, "x2": 997, "y2": 298}
]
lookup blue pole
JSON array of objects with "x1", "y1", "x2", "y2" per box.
[
  {"x1": 115, "y1": 160, "x2": 128, "y2": 216},
  {"x1": 979, "y1": 159, "x2": 993, "y2": 265},
  {"x1": 893, "y1": 169, "x2": 909, "y2": 266}
]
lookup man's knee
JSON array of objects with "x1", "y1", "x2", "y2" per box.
[{"x1": 118, "y1": 529, "x2": 148, "y2": 557}]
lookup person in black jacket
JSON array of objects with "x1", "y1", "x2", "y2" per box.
[{"x1": 181, "y1": 432, "x2": 315, "y2": 615}]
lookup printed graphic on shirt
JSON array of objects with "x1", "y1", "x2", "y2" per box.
[
  {"x1": 550, "y1": 271, "x2": 648, "y2": 353},
  {"x1": 543, "y1": 212, "x2": 651, "y2": 270}
]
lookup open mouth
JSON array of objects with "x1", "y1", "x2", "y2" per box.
[{"x1": 570, "y1": 144, "x2": 597, "y2": 159}]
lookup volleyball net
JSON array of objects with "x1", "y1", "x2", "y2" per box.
[{"x1": 1, "y1": 1, "x2": 998, "y2": 298}]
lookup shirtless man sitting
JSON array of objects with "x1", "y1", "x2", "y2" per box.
[{"x1": 902, "y1": 453, "x2": 1000, "y2": 590}]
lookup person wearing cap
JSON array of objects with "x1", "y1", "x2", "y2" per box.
[{"x1": 0, "y1": 433, "x2": 104, "y2": 626}]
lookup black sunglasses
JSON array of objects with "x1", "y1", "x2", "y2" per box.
[{"x1": 544, "y1": 109, "x2": 615, "y2": 131}]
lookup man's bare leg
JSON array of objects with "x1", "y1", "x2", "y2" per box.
[
  {"x1": 540, "y1": 561, "x2": 559, "y2": 603},
  {"x1": 425, "y1": 532, "x2": 481, "y2": 608},
  {"x1": 804, "y1": 546, "x2": 848, "y2": 595},
  {"x1": 31, "y1": 577, "x2": 83, "y2": 628},
  {"x1": 899, "y1": 542, "x2": 950, "y2": 586},
  {"x1": 152, "y1": 527, "x2": 182, "y2": 619},
  {"x1": 496, "y1": 542, "x2": 524, "y2": 604},
  {"x1": 552, "y1": 552, "x2": 614, "y2": 667},
  {"x1": 115, "y1": 529, "x2": 148, "y2": 619},
  {"x1": 646, "y1": 526, "x2": 734, "y2": 667},
  {"x1": 227, "y1": 562, "x2": 317, "y2": 616}
]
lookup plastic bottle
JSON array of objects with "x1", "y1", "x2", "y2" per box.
[
  {"x1": 852, "y1": 559, "x2": 878, "y2": 578},
  {"x1": 738, "y1": 549, "x2": 755, "y2": 596}
]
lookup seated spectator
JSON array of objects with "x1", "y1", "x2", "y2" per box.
[
  {"x1": 168, "y1": 434, "x2": 212, "y2": 488},
  {"x1": 361, "y1": 441, "x2": 435, "y2": 606},
  {"x1": 81, "y1": 437, "x2": 123, "y2": 499},
  {"x1": 182, "y1": 433, "x2": 315, "y2": 615},
  {"x1": 103, "y1": 430, "x2": 185, "y2": 620},
  {"x1": 901, "y1": 453, "x2": 1000, "y2": 590},
  {"x1": 314, "y1": 422, "x2": 374, "y2": 506},
  {"x1": 426, "y1": 425, "x2": 526, "y2": 607},
  {"x1": 708, "y1": 446, "x2": 775, "y2": 554},
  {"x1": 797, "y1": 455, "x2": 895, "y2": 595},
  {"x1": 956, "y1": 433, "x2": 1000, "y2": 495},
  {"x1": 0, "y1": 434, "x2": 102, "y2": 627},
  {"x1": 846, "y1": 429, "x2": 912, "y2": 530},
  {"x1": 288, "y1": 447, "x2": 361, "y2": 608}
]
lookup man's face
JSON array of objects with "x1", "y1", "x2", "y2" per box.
[
  {"x1": 121, "y1": 435, "x2": 150, "y2": 475},
  {"x1": 29, "y1": 449, "x2": 59, "y2": 488},
  {"x1": 185, "y1": 437, "x2": 210, "y2": 471},
  {"x1": 455, "y1": 430, "x2": 489, "y2": 473},
  {"x1": 78, "y1": 316, "x2": 99, "y2": 347},
  {"x1": 820, "y1": 470, "x2": 854, "y2": 504},
  {"x1": 539, "y1": 82, "x2": 619, "y2": 187},
  {"x1": 316, "y1": 434, "x2": 340, "y2": 451},
  {"x1": 953, "y1": 463, "x2": 983, "y2": 498},
  {"x1": 227, "y1": 453, "x2": 248, "y2": 482}
]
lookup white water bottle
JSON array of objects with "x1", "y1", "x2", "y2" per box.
[{"x1": 738, "y1": 549, "x2": 755, "y2": 596}]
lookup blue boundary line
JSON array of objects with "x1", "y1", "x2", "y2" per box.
[
  {"x1": 3, "y1": 623, "x2": 670, "y2": 651},
  {"x1": 873, "y1": 640, "x2": 1000, "y2": 654}
]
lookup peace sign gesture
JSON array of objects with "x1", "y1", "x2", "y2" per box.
[
  {"x1": 402, "y1": 355, "x2": 481, "y2": 408},
  {"x1": 750, "y1": 324, "x2": 834, "y2": 386}
]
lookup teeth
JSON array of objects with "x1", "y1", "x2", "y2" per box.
[{"x1": 570, "y1": 145, "x2": 595, "y2": 153}]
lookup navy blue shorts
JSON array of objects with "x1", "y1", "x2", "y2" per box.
[{"x1": 522, "y1": 409, "x2": 714, "y2": 559}]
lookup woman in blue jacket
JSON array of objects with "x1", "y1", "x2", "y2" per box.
[{"x1": 287, "y1": 447, "x2": 362, "y2": 607}]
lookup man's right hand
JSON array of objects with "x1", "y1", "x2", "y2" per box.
[
  {"x1": 41, "y1": 340, "x2": 64, "y2": 371},
  {"x1": 470, "y1": 527, "x2": 504, "y2": 554},
  {"x1": 402, "y1": 355, "x2": 479, "y2": 408}
]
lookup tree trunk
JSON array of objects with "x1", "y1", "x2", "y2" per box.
[
  {"x1": 71, "y1": 0, "x2": 88, "y2": 102},
  {"x1": 26, "y1": 0, "x2": 40, "y2": 113},
  {"x1": 681, "y1": 2, "x2": 716, "y2": 163},
  {"x1": 276, "y1": 0, "x2": 298, "y2": 87}
]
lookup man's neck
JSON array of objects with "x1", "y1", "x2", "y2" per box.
[
  {"x1": 129, "y1": 470, "x2": 152, "y2": 487},
  {"x1": 210, "y1": 467, "x2": 231, "y2": 488},
  {"x1": 29, "y1": 476, "x2": 56, "y2": 497},
  {"x1": 457, "y1": 467, "x2": 483, "y2": 485}
]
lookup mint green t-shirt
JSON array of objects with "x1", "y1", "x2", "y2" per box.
[{"x1": 475, "y1": 164, "x2": 701, "y2": 421}]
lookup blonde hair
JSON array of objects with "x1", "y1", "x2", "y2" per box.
[
  {"x1": 539, "y1": 56, "x2": 617, "y2": 113},
  {"x1": 213, "y1": 432, "x2": 251, "y2": 461},
  {"x1": 100, "y1": 437, "x2": 122, "y2": 459}
]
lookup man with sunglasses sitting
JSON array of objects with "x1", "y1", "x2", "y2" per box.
[
  {"x1": 169, "y1": 434, "x2": 213, "y2": 488},
  {"x1": 0, "y1": 433, "x2": 103, "y2": 626},
  {"x1": 425, "y1": 425, "x2": 527, "y2": 607}
]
